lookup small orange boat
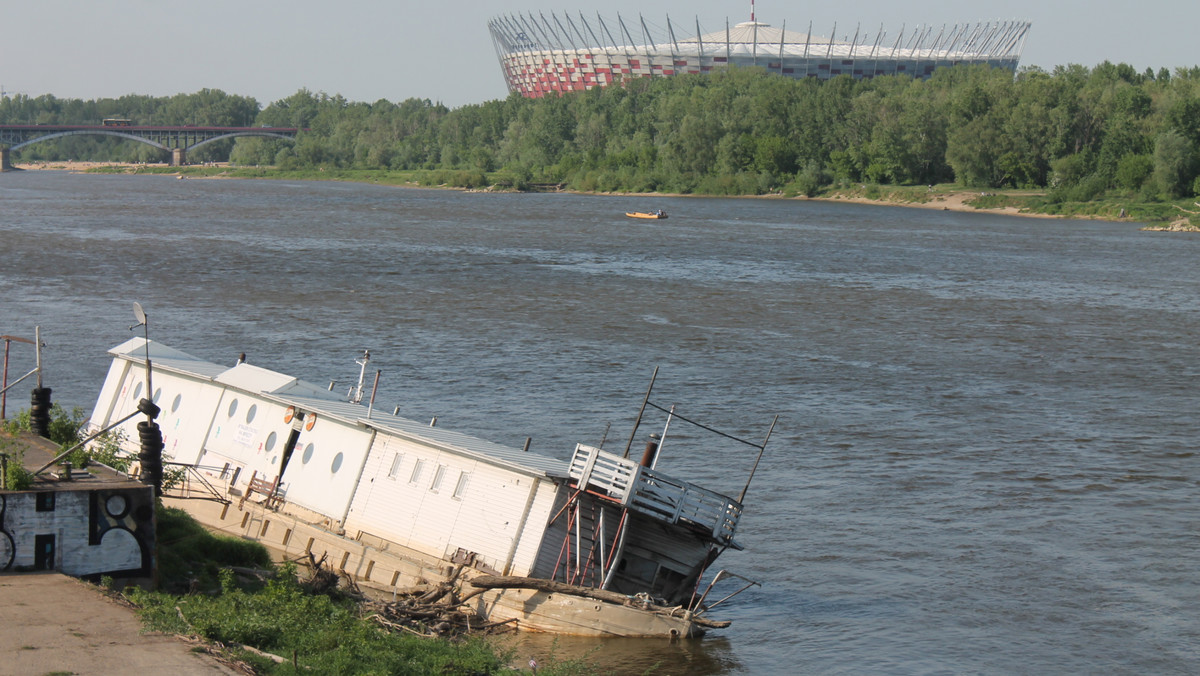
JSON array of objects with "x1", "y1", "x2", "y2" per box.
[{"x1": 626, "y1": 210, "x2": 668, "y2": 219}]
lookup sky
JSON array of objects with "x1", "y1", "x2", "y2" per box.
[{"x1": 2, "y1": 1, "x2": 1197, "y2": 110}]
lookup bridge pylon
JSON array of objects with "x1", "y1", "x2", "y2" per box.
[
  {"x1": 0, "y1": 147, "x2": 11, "y2": 172},
  {"x1": 171, "y1": 148, "x2": 186, "y2": 167}
]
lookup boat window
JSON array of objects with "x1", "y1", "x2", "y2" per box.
[
  {"x1": 331, "y1": 452, "x2": 344, "y2": 474},
  {"x1": 171, "y1": 393, "x2": 182, "y2": 413},
  {"x1": 132, "y1": 381, "x2": 143, "y2": 401},
  {"x1": 301, "y1": 443, "x2": 315, "y2": 464},
  {"x1": 430, "y1": 464, "x2": 447, "y2": 492},
  {"x1": 245, "y1": 404, "x2": 257, "y2": 424},
  {"x1": 409, "y1": 459, "x2": 425, "y2": 485},
  {"x1": 452, "y1": 472, "x2": 470, "y2": 500},
  {"x1": 265, "y1": 431, "x2": 277, "y2": 452},
  {"x1": 387, "y1": 453, "x2": 403, "y2": 479},
  {"x1": 152, "y1": 387, "x2": 162, "y2": 403},
  {"x1": 227, "y1": 398, "x2": 238, "y2": 418}
]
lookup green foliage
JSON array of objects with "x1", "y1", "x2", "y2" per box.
[
  {"x1": 127, "y1": 561, "x2": 506, "y2": 675},
  {"x1": 155, "y1": 505, "x2": 272, "y2": 593},
  {"x1": 0, "y1": 436, "x2": 34, "y2": 490},
  {"x1": 6, "y1": 61, "x2": 1200, "y2": 202},
  {"x1": 1116, "y1": 154, "x2": 1155, "y2": 191},
  {"x1": 1153, "y1": 129, "x2": 1197, "y2": 198}
]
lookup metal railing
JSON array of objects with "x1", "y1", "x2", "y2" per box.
[{"x1": 568, "y1": 443, "x2": 742, "y2": 545}]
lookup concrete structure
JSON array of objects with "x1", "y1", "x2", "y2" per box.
[
  {"x1": 0, "y1": 433, "x2": 156, "y2": 582},
  {"x1": 490, "y1": 11, "x2": 1030, "y2": 97}
]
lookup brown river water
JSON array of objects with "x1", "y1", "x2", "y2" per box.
[{"x1": 1, "y1": 171, "x2": 1197, "y2": 674}]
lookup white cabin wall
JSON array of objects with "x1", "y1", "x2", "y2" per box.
[
  {"x1": 277, "y1": 416, "x2": 373, "y2": 519},
  {"x1": 200, "y1": 390, "x2": 290, "y2": 487},
  {"x1": 506, "y1": 479, "x2": 561, "y2": 576},
  {"x1": 155, "y1": 374, "x2": 223, "y2": 465},
  {"x1": 88, "y1": 359, "x2": 133, "y2": 431},
  {"x1": 89, "y1": 362, "x2": 147, "y2": 456},
  {"x1": 344, "y1": 432, "x2": 549, "y2": 571}
]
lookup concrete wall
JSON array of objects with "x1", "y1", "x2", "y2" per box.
[{"x1": 0, "y1": 484, "x2": 156, "y2": 580}]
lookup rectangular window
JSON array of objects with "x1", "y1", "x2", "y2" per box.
[
  {"x1": 409, "y1": 459, "x2": 425, "y2": 485},
  {"x1": 452, "y1": 472, "x2": 470, "y2": 500},
  {"x1": 430, "y1": 464, "x2": 447, "y2": 492},
  {"x1": 36, "y1": 492, "x2": 55, "y2": 512},
  {"x1": 387, "y1": 452, "x2": 403, "y2": 479}
]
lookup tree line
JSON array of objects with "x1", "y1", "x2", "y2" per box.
[{"x1": 3, "y1": 62, "x2": 1200, "y2": 200}]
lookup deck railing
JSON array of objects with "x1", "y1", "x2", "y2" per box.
[{"x1": 568, "y1": 444, "x2": 742, "y2": 545}]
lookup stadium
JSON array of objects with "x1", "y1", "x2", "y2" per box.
[{"x1": 488, "y1": 10, "x2": 1031, "y2": 98}]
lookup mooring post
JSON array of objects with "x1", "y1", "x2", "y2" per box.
[{"x1": 29, "y1": 327, "x2": 51, "y2": 438}]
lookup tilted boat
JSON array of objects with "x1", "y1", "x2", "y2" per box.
[
  {"x1": 626, "y1": 211, "x2": 668, "y2": 219},
  {"x1": 86, "y1": 339, "x2": 771, "y2": 637}
]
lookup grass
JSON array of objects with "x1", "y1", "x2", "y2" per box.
[{"x1": 124, "y1": 506, "x2": 604, "y2": 675}]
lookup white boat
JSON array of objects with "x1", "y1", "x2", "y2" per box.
[{"x1": 86, "y1": 338, "x2": 771, "y2": 637}]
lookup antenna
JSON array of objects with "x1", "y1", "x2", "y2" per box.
[
  {"x1": 750, "y1": 0, "x2": 756, "y2": 22},
  {"x1": 349, "y1": 349, "x2": 370, "y2": 403}
]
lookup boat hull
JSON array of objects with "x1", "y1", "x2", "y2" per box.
[{"x1": 162, "y1": 491, "x2": 705, "y2": 638}]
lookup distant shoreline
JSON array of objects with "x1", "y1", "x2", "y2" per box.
[{"x1": 13, "y1": 161, "x2": 1197, "y2": 230}]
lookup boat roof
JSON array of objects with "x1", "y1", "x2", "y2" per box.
[{"x1": 107, "y1": 339, "x2": 569, "y2": 479}]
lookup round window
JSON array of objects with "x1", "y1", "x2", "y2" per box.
[
  {"x1": 152, "y1": 387, "x2": 162, "y2": 403},
  {"x1": 171, "y1": 393, "x2": 182, "y2": 413},
  {"x1": 105, "y1": 494, "x2": 129, "y2": 518},
  {"x1": 227, "y1": 398, "x2": 238, "y2": 418},
  {"x1": 301, "y1": 443, "x2": 315, "y2": 464},
  {"x1": 331, "y1": 452, "x2": 344, "y2": 474},
  {"x1": 132, "y1": 381, "x2": 143, "y2": 401},
  {"x1": 265, "y1": 431, "x2": 277, "y2": 452},
  {"x1": 245, "y1": 404, "x2": 257, "y2": 424}
]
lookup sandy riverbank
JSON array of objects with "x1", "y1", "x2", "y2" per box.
[
  {"x1": 13, "y1": 160, "x2": 174, "y2": 172},
  {"x1": 13, "y1": 160, "x2": 1196, "y2": 228}
]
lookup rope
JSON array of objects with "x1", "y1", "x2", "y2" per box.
[{"x1": 644, "y1": 400, "x2": 765, "y2": 450}]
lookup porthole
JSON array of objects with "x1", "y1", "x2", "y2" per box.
[
  {"x1": 227, "y1": 398, "x2": 239, "y2": 418},
  {"x1": 331, "y1": 452, "x2": 344, "y2": 474},
  {"x1": 301, "y1": 443, "x2": 315, "y2": 464},
  {"x1": 105, "y1": 494, "x2": 129, "y2": 518},
  {"x1": 152, "y1": 387, "x2": 162, "y2": 403},
  {"x1": 245, "y1": 404, "x2": 257, "y2": 424},
  {"x1": 265, "y1": 431, "x2": 277, "y2": 452},
  {"x1": 171, "y1": 393, "x2": 182, "y2": 413},
  {"x1": 132, "y1": 381, "x2": 143, "y2": 401},
  {"x1": 270, "y1": 455, "x2": 278, "y2": 465}
]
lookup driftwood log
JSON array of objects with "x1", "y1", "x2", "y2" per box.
[{"x1": 467, "y1": 575, "x2": 731, "y2": 629}]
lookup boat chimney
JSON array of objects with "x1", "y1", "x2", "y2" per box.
[{"x1": 639, "y1": 433, "x2": 661, "y2": 468}]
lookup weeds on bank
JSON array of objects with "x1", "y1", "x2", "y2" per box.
[{"x1": 129, "y1": 507, "x2": 605, "y2": 675}]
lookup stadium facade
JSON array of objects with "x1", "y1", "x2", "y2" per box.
[{"x1": 488, "y1": 11, "x2": 1031, "y2": 98}]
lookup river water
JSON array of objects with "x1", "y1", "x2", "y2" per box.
[{"x1": 1, "y1": 172, "x2": 1197, "y2": 674}]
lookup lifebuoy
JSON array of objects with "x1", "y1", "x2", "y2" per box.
[
  {"x1": 305, "y1": 413, "x2": 317, "y2": 431},
  {"x1": 284, "y1": 406, "x2": 295, "y2": 423}
]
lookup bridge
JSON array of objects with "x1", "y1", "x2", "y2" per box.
[{"x1": 0, "y1": 124, "x2": 301, "y2": 170}]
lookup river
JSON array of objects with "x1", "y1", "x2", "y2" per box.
[{"x1": 1, "y1": 171, "x2": 1197, "y2": 674}]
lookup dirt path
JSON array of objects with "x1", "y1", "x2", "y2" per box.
[{"x1": 0, "y1": 573, "x2": 239, "y2": 676}]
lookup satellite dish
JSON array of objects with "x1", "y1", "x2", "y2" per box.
[{"x1": 133, "y1": 301, "x2": 147, "y2": 326}]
